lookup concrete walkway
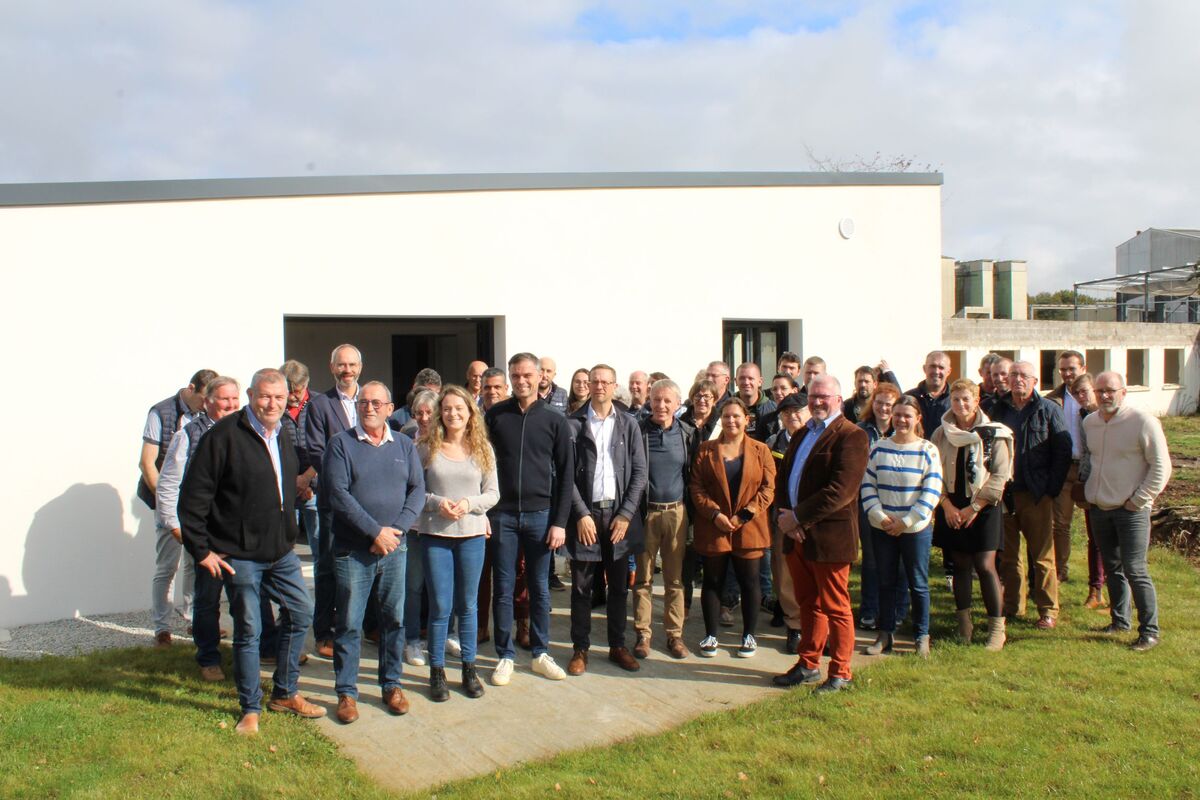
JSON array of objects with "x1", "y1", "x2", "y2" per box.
[{"x1": 289, "y1": 570, "x2": 896, "y2": 795}]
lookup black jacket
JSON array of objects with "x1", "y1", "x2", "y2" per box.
[
  {"x1": 565, "y1": 405, "x2": 648, "y2": 560},
  {"x1": 180, "y1": 409, "x2": 300, "y2": 563},
  {"x1": 485, "y1": 397, "x2": 575, "y2": 528},
  {"x1": 906, "y1": 380, "x2": 952, "y2": 439},
  {"x1": 989, "y1": 392, "x2": 1072, "y2": 501}
]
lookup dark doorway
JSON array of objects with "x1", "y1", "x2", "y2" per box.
[
  {"x1": 283, "y1": 316, "x2": 495, "y2": 399},
  {"x1": 723, "y1": 319, "x2": 789, "y2": 371}
]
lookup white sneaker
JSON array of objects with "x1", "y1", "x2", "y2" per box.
[
  {"x1": 491, "y1": 657, "x2": 514, "y2": 686},
  {"x1": 736, "y1": 634, "x2": 757, "y2": 658},
  {"x1": 531, "y1": 653, "x2": 566, "y2": 681},
  {"x1": 698, "y1": 635, "x2": 719, "y2": 658},
  {"x1": 445, "y1": 635, "x2": 462, "y2": 658},
  {"x1": 403, "y1": 642, "x2": 426, "y2": 667}
]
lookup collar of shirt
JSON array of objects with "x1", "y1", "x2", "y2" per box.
[
  {"x1": 807, "y1": 409, "x2": 841, "y2": 432},
  {"x1": 355, "y1": 422, "x2": 395, "y2": 446},
  {"x1": 586, "y1": 402, "x2": 616, "y2": 423},
  {"x1": 245, "y1": 408, "x2": 278, "y2": 441}
]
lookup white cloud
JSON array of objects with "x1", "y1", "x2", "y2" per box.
[{"x1": 1, "y1": 1, "x2": 1198, "y2": 290}]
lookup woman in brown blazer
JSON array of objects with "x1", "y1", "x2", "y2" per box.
[{"x1": 690, "y1": 398, "x2": 776, "y2": 658}]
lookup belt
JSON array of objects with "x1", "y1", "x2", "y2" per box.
[
  {"x1": 647, "y1": 500, "x2": 683, "y2": 512},
  {"x1": 592, "y1": 500, "x2": 616, "y2": 510}
]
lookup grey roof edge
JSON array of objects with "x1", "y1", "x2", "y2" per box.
[{"x1": 0, "y1": 171, "x2": 943, "y2": 208}]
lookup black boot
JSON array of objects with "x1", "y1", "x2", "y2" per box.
[
  {"x1": 430, "y1": 666, "x2": 449, "y2": 702},
  {"x1": 770, "y1": 599, "x2": 785, "y2": 629},
  {"x1": 461, "y1": 662, "x2": 485, "y2": 699}
]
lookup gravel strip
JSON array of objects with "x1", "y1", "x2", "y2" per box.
[{"x1": 0, "y1": 610, "x2": 193, "y2": 660}]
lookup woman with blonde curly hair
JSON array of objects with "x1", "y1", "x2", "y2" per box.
[{"x1": 416, "y1": 385, "x2": 499, "y2": 701}]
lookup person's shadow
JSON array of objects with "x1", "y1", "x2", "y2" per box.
[{"x1": 2, "y1": 483, "x2": 153, "y2": 627}]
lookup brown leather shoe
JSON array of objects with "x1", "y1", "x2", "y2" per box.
[
  {"x1": 199, "y1": 665, "x2": 225, "y2": 682},
  {"x1": 235, "y1": 712, "x2": 259, "y2": 735},
  {"x1": 316, "y1": 639, "x2": 334, "y2": 659},
  {"x1": 1084, "y1": 588, "x2": 1103, "y2": 609},
  {"x1": 567, "y1": 648, "x2": 588, "y2": 676},
  {"x1": 666, "y1": 637, "x2": 690, "y2": 659},
  {"x1": 336, "y1": 695, "x2": 359, "y2": 724},
  {"x1": 364, "y1": 630, "x2": 380, "y2": 645},
  {"x1": 383, "y1": 687, "x2": 409, "y2": 715},
  {"x1": 267, "y1": 694, "x2": 327, "y2": 718},
  {"x1": 608, "y1": 646, "x2": 641, "y2": 672},
  {"x1": 154, "y1": 631, "x2": 172, "y2": 648},
  {"x1": 633, "y1": 633, "x2": 651, "y2": 659},
  {"x1": 515, "y1": 619, "x2": 532, "y2": 650}
]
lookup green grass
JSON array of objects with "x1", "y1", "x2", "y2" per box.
[
  {"x1": 0, "y1": 646, "x2": 392, "y2": 800},
  {"x1": 1159, "y1": 415, "x2": 1200, "y2": 459},
  {"x1": 423, "y1": 540, "x2": 1200, "y2": 800}
]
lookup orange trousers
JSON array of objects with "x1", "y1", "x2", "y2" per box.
[{"x1": 787, "y1": 547, "x2": 854, "y2": 680}]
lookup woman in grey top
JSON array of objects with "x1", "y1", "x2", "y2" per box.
[{"x1": 417, "y1": 385, "x2": 499, "y2": 701}]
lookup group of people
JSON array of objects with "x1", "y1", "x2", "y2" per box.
[{"x1": 139, "y1": 345, "x2": 1171, "y2": 733}]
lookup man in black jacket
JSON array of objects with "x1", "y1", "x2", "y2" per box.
[
  {"x1": 181, "y1": 368, "x2": 325, "y2": 735},
  {"x1": 563, "y1": 365, "x2": 648, "y2": 676},
  {"x1": 485, "y1": 353, "x2": 574, "y2": 685},
  {"x1": 906, "y1": 351, "x2": 953, "y2": 439},
  {"x1": 989, "y1": 361, "x2": 1072, "y2": 629}
]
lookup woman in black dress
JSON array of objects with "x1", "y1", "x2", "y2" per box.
[{"x1": 931, "y1": 379, "x2": 1014, "y2": 651}]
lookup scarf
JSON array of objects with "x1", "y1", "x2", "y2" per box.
[{"x1": 938, "y1": 408, "x2": 1013, "y2": 496}]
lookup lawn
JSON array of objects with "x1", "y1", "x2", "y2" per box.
[{"x1": 4, "y1": 418, "x2": 1199, "y2": 799}]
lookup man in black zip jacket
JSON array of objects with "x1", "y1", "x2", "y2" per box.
[
  {"x1": 180, "y1": 368, "x2": 325, "y2": 735},
  {"x1": 484, "y1": 352, "x2": 575, "y2": 685}
]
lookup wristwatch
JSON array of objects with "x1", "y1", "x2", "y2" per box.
[{"x1": 970, "y1": 501, "x2": 983, "y2": 513}]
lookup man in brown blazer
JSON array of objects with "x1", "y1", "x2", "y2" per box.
[{"x1": 772, "y1": 374, "x2": 869, "y2": 693}]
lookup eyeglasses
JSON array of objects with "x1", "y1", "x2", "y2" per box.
[
  {"x1": 1095, "y1": 388, "x2": 1122, "y2": 396},
  {"x1": 356, "y1": 399, "x2": 392, "y2": 410},
  {"x1": 590, "y1": 379, "x2": 615, "y2": 387},
  {"x1": 1009, "y1": 373, "x2": 1034, "y2": 381}
]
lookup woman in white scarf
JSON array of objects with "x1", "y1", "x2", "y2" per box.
[{"x1": 930, "y1": 379, "x2": 1014, "y2": 651}]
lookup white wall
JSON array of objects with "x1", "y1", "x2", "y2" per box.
[{"x1": 0, "y1": 180, "x2": 942, "y2": 626}]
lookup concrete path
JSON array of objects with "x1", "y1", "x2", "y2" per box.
[{"x1": 288, "y1": 568, "x2": 896, "y2": 795}]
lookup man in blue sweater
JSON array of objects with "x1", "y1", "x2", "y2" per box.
[{"x1": 323, "y1": 381, "x2": 425, "y2": 723}]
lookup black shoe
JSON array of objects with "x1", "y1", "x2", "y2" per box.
[
  {"x1": 461, "y1": 663, "x2": 485, "y2": 698},
  {"x1": 549, "y1": 574, "x2": 567, "y2": 592},
  {"x1": 1098, "y1": 622, "x2": 1132, "y2": 635},
  {"x1": 773, "y1": 662, "x2": 822, "y2": 687},
  {"x1": 785, "y1": 628, "x2": 802, "y2": 654},
  {"x1": 1130, "y1": 634, "x2": 1160, "y2": 652},
  {"x1": 430, "y1": 666, "x2": 450, "y2": 702},
  {"x1": 769, "y1": 601, "x2": 785, "y2": 628},
  {"x1": 814, "y1": 676, "x2": 852, "y2": 694}
]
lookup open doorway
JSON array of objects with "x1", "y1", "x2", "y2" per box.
[{"x1": 283, "y1": 316, "x2": 496, "y2": 399}]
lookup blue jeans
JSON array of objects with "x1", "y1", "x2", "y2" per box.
[
  {"x1": 311, "y1": 506, "x2": 337, "y2": 641},
  {"x1": 492, "y1": 509, "x2": 552, "y2": 659},
  {"x1": 872, "y1": 526, "x2": 931, "y2": 638},
  {"x1": 404, "y1": 532, "x2": 425, "y2": 644},
  {"x1": 223, "y1": 550, "x2": 312, "y2": 714},
  {"x1": 859, "y1": 510, "x2": 911, "y2": 621},
  {"x1": 1092, "y1": 507, "x2": 1159, "y2": 637},
  {"x1": 423, "y1": 534, "x2": 486, "y2": 666},
  {"x1": 333, "y1": 545, "x2": 407, "y2": 698},
  {"x1": 297, "y1": 494, "x2": 318, "y2": 552},
  {"x1": 192, "y1": 565, "x2": 279, "y2": 667}
]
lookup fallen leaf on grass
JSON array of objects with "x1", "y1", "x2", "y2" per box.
[
  {"x1": 818, "y1": 775, "x2": 826, "y2": 786},
  {"x1": 588, "y1": 778, "x2": 597, "y2": 785},
  {"x1": 268, "y1": 745, "x2": 278, "y2": 753},
  {"x1": 738, "y1": 772, "x2": 749, "y2": 781},
  {"x1": 242, "y1": 762, "x2": 253, "y2": 770},
  {"x1": 218, "y1": 722, "x2": 227, "y2": 729},
  {"x1": 554, "y1": 784, "x2": 561, "y2": 792}
]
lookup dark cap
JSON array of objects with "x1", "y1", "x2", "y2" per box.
[{"x1": 777, "y1": 393, "x2": 804, "y2": 412}]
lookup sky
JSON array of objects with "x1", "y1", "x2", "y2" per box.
[{"x1": 2, "y1": 0, "x2": 1198, "y2": 292}]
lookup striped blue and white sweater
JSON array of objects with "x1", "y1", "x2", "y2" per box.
[{"x1": 860, "y1": 437, "x2": 943, "y2": 533}]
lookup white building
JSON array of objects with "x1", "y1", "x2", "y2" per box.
[{"x1": 0, "y1": 171, "x2": 943, "y2": 627}]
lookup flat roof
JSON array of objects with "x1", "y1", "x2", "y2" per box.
[{"x1": 0, "y1": 171, "x2": 943, "y2": 208}]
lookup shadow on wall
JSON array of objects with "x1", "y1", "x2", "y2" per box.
[{"x1": 0, "y1": 484, "x2": 154, "y2": 627}]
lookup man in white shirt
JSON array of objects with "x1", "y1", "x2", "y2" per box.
[{"x1": 1081, "y1": 371, "x2": 1171, "y2": 652}]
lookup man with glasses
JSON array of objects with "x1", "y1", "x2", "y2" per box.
[
  {"x1": 180, "y1": 368, "x2": 324, "y2": 735},
  {"x1": 1081, "y1": 372, "x2": 1170, "y2": 652},
  {"x1": 773, "y1": 375, "x2": 869, "y2": 694},
  {"x1": 564, "y1": 365, "x2": 648, "y2": 675},
  {"x1": 989, "y1": 361, "x2": 1072, "y2": 629},
  {"x1": 304, "y1": 343, "x2": 363, "y2": 658},
  {"x1": 322, "y1": 381, "x2": 425, "y2": 722}
]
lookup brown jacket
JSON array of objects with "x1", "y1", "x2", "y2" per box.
[
  {"x1": 689, "y1": 436, "x2": 776, "y2": 556},
  {"x1": 774, "y1": 415, "x2": 869, "y2": 563}
]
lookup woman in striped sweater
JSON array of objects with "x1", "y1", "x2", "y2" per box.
[{"x1": 861, "y1": 395, "x2": 944, "y2": 658}]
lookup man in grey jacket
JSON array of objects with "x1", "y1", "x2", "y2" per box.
[{"x1": 564, "y1": 364, "x2": 648, "y2": 676}]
